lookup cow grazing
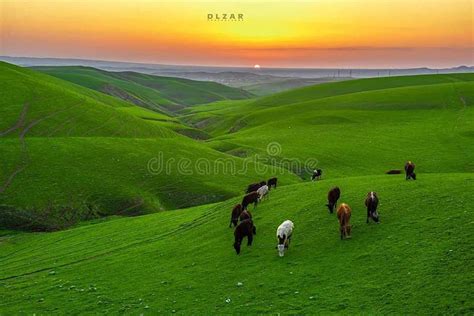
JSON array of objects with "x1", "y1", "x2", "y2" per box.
[
  {"x1": 337, "y1": 203, "x2": 352, "y2": 240},
  {"x1": 405, "y1": 161, "x2": 416, "y2": 180},
  {"x1": 229, "y1": 204, "x2": 243, "y2": 228},
  {"x1": 242, "y1": 191, "x2": 259, "y2": 210},
  {"x1": 276, "y1": 220, "x2": 294, "y2": 257},
  {"x1": 267, "y1": 177, "x2": 278, "y2": 189},
  {"x1": 326, "y1": 187, "x2": 341, "y2": 213},
  {"x1": 233, "y1": 219, "x2": 256, "y2": 255},
  {"x1": 246, "y1": 182, "x2": 260, "y2": 194},
  {"x1": 257, "y1": 184, "x2": 269, "y2": 201},
  {"x1": 239, "y1": 210, "x2": 256, "y2": 234},
  {"x1": 365, "y1": 192, "x2": 380, "y2": 223},
  {"x1": 246, "y1": 181, "x2": 266, "y2": 194},
  {"x1": 311, "y1": 169, "x2": 322, "y2": 181},
  {"x1": 239, "y1": 209, "x2": 252, "y2": 221}
]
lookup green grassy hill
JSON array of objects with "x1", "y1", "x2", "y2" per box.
[
  {"x1": 1, "y1": 67, "x2": 473, "y2": 313},
  {"x1": 182, "y1": 74, "x2": 474, "y2": 179},
  {"x1": 0, "y1": 62, "x2": 298, "y2": 230},
  {"x1": 241, "y1": 77, "x2": 350, "y2": 96},
  {"x1": 33, "y1": 66, "x2": 254, "y2": 114},
  {"x1": 1, "y1": 173, "x2": 472, "y2": 314}
]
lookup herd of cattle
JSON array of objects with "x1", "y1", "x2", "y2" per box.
[{"x1": 230, "y1": 161, "x2": 417, "y2": 256}]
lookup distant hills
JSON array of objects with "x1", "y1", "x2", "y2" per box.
[
  {"x1": 32, "y1": 66, "x2": 253, "y2": 114},
  {"x1": 2, "y1": 56, "x2": 472, "y2": 95}
]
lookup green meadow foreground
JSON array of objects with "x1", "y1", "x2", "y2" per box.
[
  {"x1": 1, "y1": 62, "x2": 473, "y2": 313},
  {"x1": 1, "y1": 175, "x2": 473, "y2": 314}
]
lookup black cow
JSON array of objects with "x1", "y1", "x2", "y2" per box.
[
  {"x1": 365, "y1": 191, "x2": 380, "y2": 223},
  {"x1": 267, "y1": 177, "x2": 278, "y2": 189},
  {"x1": 405, "y1": 161, "x2": 416, "y2": 180},
  {"x1": 311, "y1": 169, "x2": 322, "y2": 181},
  {"x1": 233, "y1": 219, "x2": 256, "y2": 255}
]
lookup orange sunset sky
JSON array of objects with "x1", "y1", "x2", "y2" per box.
[{"x1": 1, "y1": 0, "x2": 472, "y2": 68}]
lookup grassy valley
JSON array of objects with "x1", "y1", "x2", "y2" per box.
[{"x1": 0, "y1": 62, "x2": 298, "y2": 230}]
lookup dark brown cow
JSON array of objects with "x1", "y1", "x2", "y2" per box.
[
  {"x1": 365, "y1": 191, "x2": 379, "y2": 223},
  {"x1": 239, "y1": 210, "x2": 256, "y2": 235},
  {"x1": 326, "y1": 187, "x2": 341, "y2": 213},
  {"x1": 405, "y1": 161, "x2": 416, "y2": 180},
  {"x1": 246, "y1": 181, "x2": 266, "y2": 193},
  {"x1": 246, "y1": 183, "x2": 260, "y2": 193},
  {"x1": 229, "y1": 204, "x2": 243, "y2": 228},
  {"x1": 242, "y1": 191, "x2": 259, "y2": 210},
  {"x1": 239, "y1": 209, "x2": 252, "y2": 221},
  {"x1": 337, "y1": 203, "x2": 352, "y2": 240},
  {"x1": 267, "y1": 177, "x2": 278, "y2": 189},
  {"x1": 233, "y1": 219, "x2": 256, "y2": 255}
]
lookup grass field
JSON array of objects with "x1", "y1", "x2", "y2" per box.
[
  {"x1": 1, "y1": 174, "x2": 473, "y2": 314},
  {"x1": 241, "y1": 77, "x2": 350, "y2": 96},
  {"x1": 1, "y1": 63, "x2": 473, "y2": 313}
]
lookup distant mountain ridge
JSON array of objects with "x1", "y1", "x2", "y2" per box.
[
  {"x1": 2, "y1": 56, "x2": 472, "y2": 78},
  {"x1": 3, "y1": 56, "x2": 473, "y2": 96}
]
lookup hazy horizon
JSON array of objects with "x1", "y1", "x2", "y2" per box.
[{"x1": 1, "y1": 55, "x2": 472, "y2": 71}]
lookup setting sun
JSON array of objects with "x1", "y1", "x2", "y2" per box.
[{"x1": 254, "y1": 64, "x2": 261, "y2": 69}]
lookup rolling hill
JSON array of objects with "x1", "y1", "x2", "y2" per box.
[
  {"x1": 0, "y1": 61, "x2": 298, "y2": 230},
  {"x1": 32, "y1": 66, "x2": 254, "y2": 114},
  {"x1": 182, "y1": 73, "x2": 474, "y2": 179},
  {"x1": 1, "y1": 65, "x2": 473, "y2": 314}
]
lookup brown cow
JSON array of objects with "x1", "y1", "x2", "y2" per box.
[
  {"x1": 405, "y1": 161, "x2": 416, "y2": 180},
  {"x1": 240, "y1": 210, "x2": 256, "y2": 235},
  {"x1": 242, "y1": 191, "x2": 259, "y2": 210},
  {"x1": 337, "y1": 203, "x2": 352, "y2": 240},
  {"x1": 239, "y1": 209, "x2": 252, "y2": 221},
  {"x1": 233, "y1": 219, "x2": 256, "y2": 255},
  {"x1": 246, "y1": 181, "x2": 266, "y2": 194},
  {"x1": 229, "y1": 204, "x2": 243, "y2": 228},
  {"x1": 326, "y1": 187, "x2": 341, "y2": 213}
]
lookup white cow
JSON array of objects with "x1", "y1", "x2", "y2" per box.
[
  {"x1": 256, "y1": 184, "x2": 269, "y2": 201},
  {"x1": 276, "y1": 220, "x2": 294, "y2": 257}
]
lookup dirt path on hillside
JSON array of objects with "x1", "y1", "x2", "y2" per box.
[
  {"x1": 0, "y1": 102, "x2": 80, "y2": 194},
  {"x1": 0, "y1": 201, "x2": 222, "y2": 280}
]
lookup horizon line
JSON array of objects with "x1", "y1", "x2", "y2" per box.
[{"x1": 1, "y1": 55, "x2": 472, "y2": 71}]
